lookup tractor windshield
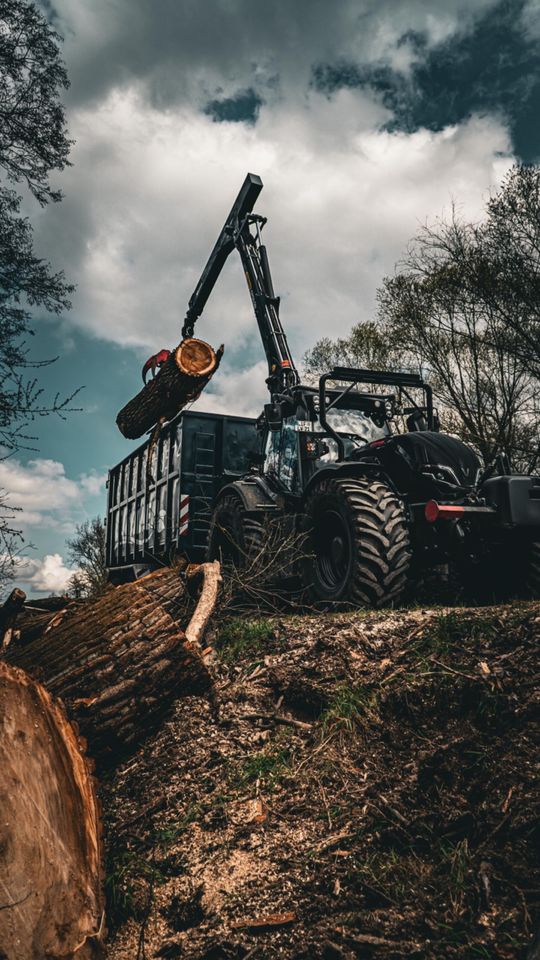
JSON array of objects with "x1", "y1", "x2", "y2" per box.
[{"x1": 325, "y1": 407, "x2": 388, "y2": 443}]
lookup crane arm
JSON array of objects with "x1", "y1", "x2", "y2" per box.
[
  {"x1": 182, "y1": 173, "x2": 263, "y2": 338},
  {"x1": 181, "y1": 172, "x2": 299, "y2": 398}
]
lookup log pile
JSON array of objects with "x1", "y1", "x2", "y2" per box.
[
  {"x1": 0, "y1": 661, "x2": 104, "y2": 960},
  {"x1": 116, "y1": 337, "x2": 224, "y2": 440},
  {"x1": 4, "y1": 567, "x2": 212, "y2": 765},
  {"x1": 0, "y1": 562, "x2": 222, "y2": 957}
]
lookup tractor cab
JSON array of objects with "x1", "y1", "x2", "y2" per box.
[{"x1": 259, "y1": 367, "x2": 438, "y2": 497}]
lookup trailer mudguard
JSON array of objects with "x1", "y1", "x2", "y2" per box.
[{"x1": 214, "y1": 477, "x2": 276, "y2": 516}]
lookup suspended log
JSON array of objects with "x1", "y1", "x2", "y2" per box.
[
  {"x1": 4, "y1": 568, "x2": 212, "y2": 764},
  {"x1": 0, "y1": 661, "x2": 104, "y2": 960},
  {"x1": 116, "y1": 337, "x2": 224, "y2": 440}
]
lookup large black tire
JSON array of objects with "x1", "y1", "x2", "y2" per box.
[
  {"x1": 302, "y1": 477, "x2": 411, "y2": 608},
  {"x1": 207, "y1": 493, "x2": 263, "y2": 568}
]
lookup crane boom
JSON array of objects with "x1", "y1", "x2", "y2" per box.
[{"x1": 182, "y1": 173, "x2": 299, "y2": 398}]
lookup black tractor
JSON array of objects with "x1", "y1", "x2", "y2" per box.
[{"x1": 181, "y1": 173, "x2": 540, "y2": 606}]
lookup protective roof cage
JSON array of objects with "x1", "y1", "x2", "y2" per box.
[{"x1": 106, "y1": 409, "x2": 259, "y2": 571}]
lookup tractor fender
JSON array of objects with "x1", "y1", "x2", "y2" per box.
[
  {"x1": 302, "y1": 461, "x2": 400, "y2": 503},
  {"x1": 214, "y1": 477, "x2": 276, "y2": 517}
]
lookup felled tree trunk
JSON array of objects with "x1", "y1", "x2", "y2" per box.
[
  {"x1": 0, "y1": 661, "x2": 104, "y2": 960},
  {"x1": 116, "y1": 337, "x2": 224, "y2": 440},
  {"x1": 4, "y1": 568, "x2": 211, "y2": 764}
]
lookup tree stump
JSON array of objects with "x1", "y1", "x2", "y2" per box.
[
  {"x1": 116, "y1": 337, "x2": 224, "y2": 440},
  {"x1": 3, "y1": 568, "x2": 211, "y2": 764},
  {"x1": 0, "y1": 661, "x2": 104, "y2": 960}
]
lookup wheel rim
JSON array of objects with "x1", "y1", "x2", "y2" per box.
[{"x1": 313, "y1": 508, "x2": 352, "y2": 592}]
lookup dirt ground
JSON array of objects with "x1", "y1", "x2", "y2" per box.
[{"x1": 100, "y1": 602, "x2": 540, "y2": 959}]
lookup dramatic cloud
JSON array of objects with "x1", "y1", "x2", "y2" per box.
[
  {"x1": 16, "y1": 553, "x2": 77, "y2": 594},
  {"x1": 0, "y1": 457, "x2": 106, "y2": 534},
  {"x1": 49, "y1": 0, "x2": 502, "y2": 110},
  {"x1": 35, "y1": 87, "x2": 512, "y2": 416}
]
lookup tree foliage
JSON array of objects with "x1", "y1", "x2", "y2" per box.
[
  {"x1": 67, "y1": 518, "x2": 108, "y2": 599},
  {"x1": 0, "y1": 0, "x2": 73, "y2": 588},
  {"x1": 0, "y1": 0, "x2": 71, "y2": 203},
  {"x1": 305, "y1": 165, "x2": 540, "y2": 470}
]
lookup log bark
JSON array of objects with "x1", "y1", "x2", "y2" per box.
[
  {"x1": 0, "y1": 661, "x2": 104, "y2": 960},
  {"x1": 4, "y1": 568, "x2": 212, "y2": 765},
  {"x1": 116, "y1": 337, "x2": 224, "y2": 440}
]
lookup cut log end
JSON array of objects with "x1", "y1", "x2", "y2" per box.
[
  {"x1": 175, "y1": 337, "x2": 216, "y2": 377},
  {"x1": 0, "y1": 662, "x2": 104, "y2": 960}
]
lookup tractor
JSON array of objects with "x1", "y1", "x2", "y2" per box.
[{"x1": 109, "y1": 173, "x2": 540, "y2": 605}]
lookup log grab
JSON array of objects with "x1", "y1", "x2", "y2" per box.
[{"x1": 116, "y1": 173, "x2": 297, "y2": 440}]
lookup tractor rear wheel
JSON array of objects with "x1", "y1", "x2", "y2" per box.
[
  {"x1": 302, "y1": 477, "x2": 411, "y2": 607},
  {"x1": 208, "y1": 493, "x2": 263, "y2": 569}
]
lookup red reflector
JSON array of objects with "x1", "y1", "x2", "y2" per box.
[
  {"x1": 369, "y1": 439, "x2": 386, "y2": 448},
  {"x1": 425, "y1": 500, "x2": 465, "y2": 523},
  {"x1": 281, "y1": 360, "x2": 291, "y2": 367}
]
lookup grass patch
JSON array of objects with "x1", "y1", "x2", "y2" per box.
[
  {"x1": 238, "y1": 745, "x2": 291, "y2": 786},
  {"x1": 105, "y1": 845, "x2": 167, "y2": 926},
  {"x1": 228, "y1": 734, "x2": 293, "y2": 789},
  {"x1": 349, "y1": 847, "x2": 423, "y2": 904},
  {"x1": 321, "y1": 683, "x2": 379, "y2": 733},
  {"x1": 152, "y1": 805, "x2": 200, "y2": 846},
  {"x1": 215, "y1": 617, "x2": 274, "y2": 663}
]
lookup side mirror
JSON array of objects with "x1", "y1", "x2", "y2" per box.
[
  {"x1": 264, "y1": 402, "x2": 283, "y2": 431},
  {"x1": 406, "y1": 410, "x2": 428, "y2": 432}
]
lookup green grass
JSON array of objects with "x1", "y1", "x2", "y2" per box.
[
  {"x1": 321, "y1": 683, "x2": 379, "y2": 733},
  {"x1": 105, "y1": 846, "x2": 167, "y2": 925},
  {"x1": 348, "y1": 847, "x2": 422, "y2": 904},
  {"x1": 152, "y1": 805, "x2": 200, "y2": 846},
  {"x1": 215, "y1": 617, "x2": 274, "y2": 663},
  {"x1": 236, "y1": 743, "x2": 292, "y2": 786}
]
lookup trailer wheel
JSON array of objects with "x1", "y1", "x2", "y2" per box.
[
  {"x1": 208, "y1": 493, "x2": 263, "y2": 569},
  {"x1": 302, "y1": 477, "x2": 411, "y2": 607}
]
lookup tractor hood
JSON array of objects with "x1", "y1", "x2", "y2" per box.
[{"x1": 351, "y1": 431, "x2": 482, "y2": 499}]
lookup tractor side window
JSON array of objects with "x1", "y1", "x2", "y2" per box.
[
  {"x1": 279, "y1": 421, "x2": 299, "y2": 492},
  {"x1": 264, "y1": 430, "x2": 281, "y2": 477},
  {"x1": 264, "y1": 424, "x2": 299, "y2": 492}
]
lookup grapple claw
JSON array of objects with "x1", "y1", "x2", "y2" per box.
[{"x1": 142, "y1": 349, "x2": 171, "y2": 383}]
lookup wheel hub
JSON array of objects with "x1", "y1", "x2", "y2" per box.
[{"x1": 315, "y1": 509, "x2": 352, "y2": 592}]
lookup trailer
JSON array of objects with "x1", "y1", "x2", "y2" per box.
[{"x1": 106, "y1": 409, "x2": 259, "y2": 583}]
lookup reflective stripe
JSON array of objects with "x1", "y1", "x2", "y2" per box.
[{"x1": 179, "y1": 495, "x2": 189, "y2": 536}]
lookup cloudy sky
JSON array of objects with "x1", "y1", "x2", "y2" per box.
[{"x1": 8, "y1": 0, "x2": 540, "y2": 593}]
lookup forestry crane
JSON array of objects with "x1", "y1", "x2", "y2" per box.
[{"x1": 112, "y1": 174, "x2": 540, "y2": 605}]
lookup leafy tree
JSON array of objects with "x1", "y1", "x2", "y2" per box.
[
  {"x1": 378, "y1": 207, "x2": 539, "y2": 467},
  {"x1": 0, "y1": 0, "x2": 74, "y2": 589},
  {"x1": 471, "y1": 165, "x2": 540, "y2": 381},
  {"x1": 305, "y1": 167, "x2": 540, "y2": 469},
  {"x1": 303, "y1": 320, "x2": 399, "y2": 380},
  {"x1": 67, "y1": 518, "x2": 108, "y2": 599}
]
